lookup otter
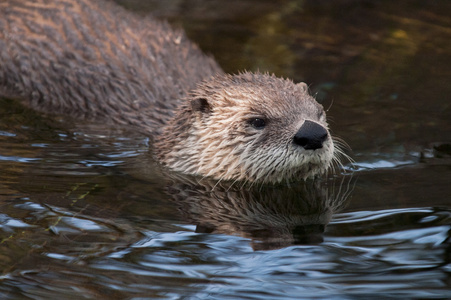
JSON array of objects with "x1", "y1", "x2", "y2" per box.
[{"x1": 0, "y1": 0, "x2": 344, "y2": 184}]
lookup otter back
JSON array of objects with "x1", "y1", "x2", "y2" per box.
[{"x1": 0, "y1": 0, "x2": 222, "y2": 134}]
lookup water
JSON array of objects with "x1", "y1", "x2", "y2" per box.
[{"x1": 1, "y1": 0, "x2": 450, "y2": 299}]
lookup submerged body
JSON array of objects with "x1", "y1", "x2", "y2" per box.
[{"x1": 0, "y1": 0, "x2": 339, "y2": 184}]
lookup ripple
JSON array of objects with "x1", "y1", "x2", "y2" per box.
[{"x1": 0, "y1": 155, "x2": 41, "y2": 163}]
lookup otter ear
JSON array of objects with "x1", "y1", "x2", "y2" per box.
[
  {"x1": 297, "y1": 82, "x2": 308, "y2": 92},
  {"x1": 191, "y1": 97, "x2": 211, "y2": 114}
]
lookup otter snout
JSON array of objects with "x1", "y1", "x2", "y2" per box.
[{"x1": 293, "y1": 120, "x2": 328, "y2": 150}]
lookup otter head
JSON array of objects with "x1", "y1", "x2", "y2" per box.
[{"x1": 154, "y1": 72, "x2": 335, "y2": 184}]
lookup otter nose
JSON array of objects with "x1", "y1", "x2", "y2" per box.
[{"x1": 293, "y1": 120, "x2": 328, "y2": 150}]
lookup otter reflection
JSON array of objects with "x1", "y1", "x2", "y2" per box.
[{"x1": 164, "y1": 173, "x2": 353, "y2": 250}]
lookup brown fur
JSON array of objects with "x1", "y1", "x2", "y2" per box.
[
  {"x1": 156, "y1": 72, "x2": 335, "y2": 183},
  {"x1": 0, "y1": 0, "x2": 339, "y2": 184},
  {"x1": 0, "y1": 0, "x2": 221, "y2": 132}
]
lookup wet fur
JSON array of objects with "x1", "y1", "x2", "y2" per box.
[
  {"x1": 0, "y1": 0, "x2": 221, "y2": 131},
  {"x1": 0, "y1": 0, "x2": 341, "y2": 184},
  {"x1": 156, "y1": 72, "x2": 335, "y2": 183}
]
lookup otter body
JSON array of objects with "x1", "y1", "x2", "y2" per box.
[
  {"x1": 0, "y1": 0, "x2": 221, "y2": 131},
  {"x1": 0, "y1": 0, "x2": 339, "y2": 184}
]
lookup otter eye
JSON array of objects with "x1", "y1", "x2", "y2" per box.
[{"x1": 248, "y1": 118, "x2": 266, "y2": 129}]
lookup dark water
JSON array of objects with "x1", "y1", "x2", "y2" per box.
[{"x1": 1, "y1": 0, "x2": 451, "y2": 299}]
